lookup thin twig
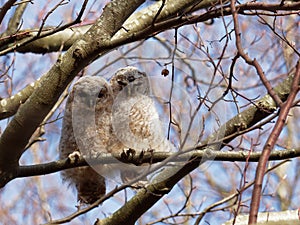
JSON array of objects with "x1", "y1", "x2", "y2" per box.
[{"x1": 230, "y1": 0, "x2": 283, "y2": 107}]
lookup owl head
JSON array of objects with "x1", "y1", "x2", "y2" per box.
[
  {"x1": 72, "y1": 76, "x2": 113, "y2": 108},
  {"x1": 110, "y1": 66, "x2": 148, "y2": 96}
]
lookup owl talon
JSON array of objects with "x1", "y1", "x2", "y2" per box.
[
  {"x1": 68, "y1": 151, "x2": 81, "y2": 163},
  {"x1": 136, "y1": 150, "x2": 145, "y2": 165},
  {"x1": 121, "y1": 148, "x2": 136, "y2": 162}
]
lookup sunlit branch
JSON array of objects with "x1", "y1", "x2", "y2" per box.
[
  {"x1": 0, "y1": 78, "x2": 40, "y2": 119},
  {"x1": 17, "y1": 148, "x2": 300, "y2": 178},
  {"x1": 7, "y1": 1, "x2": 298, "y2": 54},
  {"x1": 0, "y1": 0, "x2": 89, "y2": 55}
]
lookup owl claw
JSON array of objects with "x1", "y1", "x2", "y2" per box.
[
  {"x1": 68, "y1": 151, "x2": 81, "y2": 163},
  {"x1": 138, "y1": 150, "x2": 145, "y2": 163},
  {"x1": 121, "y1": 148, "x2": 136, "y2": 162},
  {"x1": 137, "y1": 149, "x2": 154, "y2": 165},
  {"x1": 120, "y1": 149, "x2": 153, "y2": 165}
]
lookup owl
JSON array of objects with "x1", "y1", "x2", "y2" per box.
[
  {"x1": 109, "y1": 66, "x2": 175, "y2": 182},
  {"x1": 59, "y1": 76, "x2": 113, "y2": 204}
]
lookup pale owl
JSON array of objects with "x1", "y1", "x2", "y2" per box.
[
  {"x1": 110, "y1": 67, "x2": 165, "y2": 152},
  {"x1": 59, "y1": 76, "x2": 113, "y2": 204},
  {"x1": 109, "y1": 66, "x2": 175, "y2": 182}
]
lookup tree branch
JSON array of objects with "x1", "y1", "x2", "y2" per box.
[
  {"x1": 194, "y1": 160, "x2": 290, "y2": 225},
  {"x1": 0, "y1": 0, "x2": 88, "y2": 55},
  {"x1": 205, "y1": 68, "x2": 296, "y2": 147},
  {"x1": 16, "y1": 24, "x2": 91, "y2": 53},
  {"x1": 16, "y1": 147, "x2": 300, "y2": 179},
  {"x1": 0, "y1": 77, "x2": 40, "y2": 119},
  {"x1": 5, "y1": 0, "x2": 28, "y2": 35},
  {"x1": 2, "y1": 1, "x2": 297, "y2": 55},
  {"x1": 0, "y1": 0, "x2": 17, "y2": 26}
]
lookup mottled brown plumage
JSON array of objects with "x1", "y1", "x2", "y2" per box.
[
  {"x1": 59, "y1": 76, "x2": 112, "y2": 204},
  {"x1": 109, "y1": 67, "x2": 175, "y2": 183}
]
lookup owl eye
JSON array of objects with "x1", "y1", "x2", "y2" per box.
[
  {"x1": 98, "y1": 88, "x2": 106, "y2": 98},
  {"x1": 127, "y1": 75, "x2": 135, "y2": 82},
  {"x1": 117, "y1": 80, "x2": 128, "y2": 86}
]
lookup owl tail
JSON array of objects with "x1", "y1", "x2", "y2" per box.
[{"x1": 76, "y1": 167, "x2": 106, "y2": 204}]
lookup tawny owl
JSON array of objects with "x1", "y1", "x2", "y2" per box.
[
  {"x1": 59, "y1": 76, "x2": 113, "y2": 204},
  {"x1": 109, "y1": 66, "x2": 175, "y2": 182}
]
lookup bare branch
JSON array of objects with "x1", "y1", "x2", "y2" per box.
[
  {"x1": 0, "y1": 0, "x2": 89, "y2": 55},
  {"x1": 194, "y1": 160, "x2": 290, "y2": 225},
  {"x1": 15, "y1": 148, "x2": 300, "y2": 179},
  {"x1": 6, "y1": 0, "x2": 28, "y2": 34},
  {"x1": 3, "y1": 1, "x2": 298, "y2": 55},
  {"x1": 0, "y1": 77, "x2": 40, "y2": 119},
  {"x1": 16, "y1": 24, "x2": 91, "y2": 53},
  {"x1": 206, "y1": 68, "x2": 296, "y2": 147},
  {"x1": 230, "y1": 0, "x2": 282, "y2": 106}
]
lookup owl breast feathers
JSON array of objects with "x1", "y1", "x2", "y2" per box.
[{"x1": 59, "y1": 67, "x2": 174, "y2": 204}]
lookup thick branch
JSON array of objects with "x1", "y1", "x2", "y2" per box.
[
  {"x1": 110, "y1": 1, "x2": 300, "y2": 52},
  {"x1": 0, "y1": 0, "x2": 88, "y2": 55},
  {"x1": 0, "y1": 78, "x2": 40, "y2": 119},
  {"x1": 7, "y1": 1, "x2": 28, "y2": 33},
  {"x1": 0, "y1": 0, "x2": 17, "y2": 26},
  {"x1": 97, "y1": 158, "x2": 200, "y2": 225},
  {"x1": 3, "y1": 1, "x2": 298, "y2": 54},
  {"x1": 16, "y1": 25, "x2": 91, "y2": 53},
  {"x1": 112, "y1": 0, "x2": 216, "y2": 41}
]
